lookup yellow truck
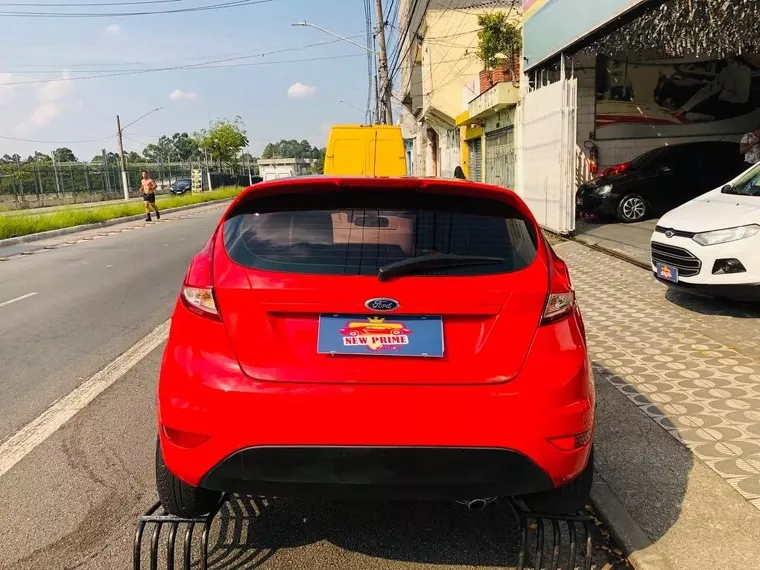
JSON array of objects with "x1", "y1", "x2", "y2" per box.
[{"x1": 323, "y1": 124, "x2": 407, "y2": 177}]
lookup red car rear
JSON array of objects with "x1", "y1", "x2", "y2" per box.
[{"x1": 156, "y1": 176, "x2": 594, "y2": 517}]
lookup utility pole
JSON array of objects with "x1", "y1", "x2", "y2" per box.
[
  {"x1": 373, "y1": 0, "x2": 393, "y2": 125},
  {"x1": 116, "y1": 115, "x2": 129, "y2": 200},
  {"x1": 51, "y1": 149, "x2": 61, "y2": 196}
]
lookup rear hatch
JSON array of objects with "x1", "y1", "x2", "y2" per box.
[{"x1": 213, "y1": 184, "x2": 548, "y2": 385}]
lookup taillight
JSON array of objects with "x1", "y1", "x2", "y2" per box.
[
  {"x1": 600, "y1": 161, "x2": 630, "y2": 177},
  {"x1": 181, "y1": 286, "x2": 219, "y2": 318},
  {"x1": 180, "y1": 232, "x2": 221, "y2": 320},
  {"x1": 541, "y1": 245, "x2": 575, "y2": 325}
]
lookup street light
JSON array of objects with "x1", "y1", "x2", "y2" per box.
[
  {"x1": 292, "y1": 21, "x2": 378, "y2": 55},
  {"x1": 117, "y1": 106, "x2": 163, "y2": 200},
  {"x1": 337, "y1": 99, "x2": 365, "y2": 114}
]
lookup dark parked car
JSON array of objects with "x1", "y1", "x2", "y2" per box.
[
  {"x1": 170, "y1": 178, "x2": 192, "y2": 194},
  {"x1": 576, "y1": 141, "x2": 746, "y2": 223}
]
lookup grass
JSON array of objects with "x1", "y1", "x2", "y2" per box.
[{"x1": 0, "y1": 186, "x2": 243, "y2": 240}]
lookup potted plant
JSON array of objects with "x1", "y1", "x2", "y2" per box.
[{"x1": 477, "y1": 12, "x2": 522, "y2": 94}]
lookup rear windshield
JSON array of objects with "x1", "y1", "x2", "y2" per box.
[{"x1": 223, "y1": 191, "x2": 538, "y2": 276}]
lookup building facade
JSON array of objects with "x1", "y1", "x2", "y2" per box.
[
  {"x1": 257, "y1": 158, "x2": 312, "y2": 181},
  {"x1": 397, "y1": 1, "x2": 519, "y2": 178},
  {"x1": 519, "y1": 0, "x2": 759, "y2": 233}
]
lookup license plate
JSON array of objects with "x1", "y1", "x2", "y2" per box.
[
  {"x1": 656, "y1": 263, "x2": 679, "y2": 283},
  {"x1": 317, "y1": 314, "x2": 444, "y2": 357}
]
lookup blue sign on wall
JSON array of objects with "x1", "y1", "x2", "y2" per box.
[{"x1": 523, "y1": 0, "x2": 653, "y2": 69}]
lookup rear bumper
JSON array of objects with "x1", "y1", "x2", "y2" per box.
[
  {"x1": 157, "y1": 302, "x2": 595, "y2": 499},
  {"x1": 200, "y1": 446, "x2": 552, "y2": 500}
]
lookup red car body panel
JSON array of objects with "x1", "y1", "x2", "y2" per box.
[{"x1": 157, "y1": 176, "x2": 594, "y2": 497}]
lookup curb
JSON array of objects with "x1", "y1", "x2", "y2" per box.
[
  {"x1": 0, "y1": 198, "x2": 233, "y2": 249},
  {"x1": 591, "y1": 472, "x2": 674, "y2": 570},
  {"x1": 573, "y1": 236, "x2": 651, "y2": 271},
  {"x1": 543, "y1": 228, "x2": 652, "y2": 271}
]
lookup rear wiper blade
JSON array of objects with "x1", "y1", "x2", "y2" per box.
[{"x1": 377, "y1": 254, "x2": 505, "y2": 282}]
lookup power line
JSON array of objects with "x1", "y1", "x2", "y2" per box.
[
  {"x1": 0, "y1": 0, "x2": 271, "y2": 17},
  {"x1": 0, "y1": 133, "x2": 114, "y2": 144},
  {"x1": 387, "y1": 0, "x2": 431, "y2": 86},
  {"x1": 0, "y1": 40, "x2": 365, "y2": 86},
  {"x1": 0, "y1": 31, "x2": 366, "y2": 71},
  {"x1": 0, "y1": 0, "x2": 182, "y2": 5}
]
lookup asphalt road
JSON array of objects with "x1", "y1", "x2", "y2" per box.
[{"x1": 0, "y1": 207, "x2": 623, "y2": 570}]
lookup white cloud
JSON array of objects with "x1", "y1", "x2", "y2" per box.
[
  {"x1": 0, "y1": 73, "x2": 19, "y2": 106},
  {"x1": 105, "y1": 24, "x2": 120, "y2": 35},
  {"x1": 37, "y1": 70, "x2": 72, "y2": 103},
  {"x1": 169, "y1": 89, "x2": 198, "y2": 100},
  {"x1": 17, "y1": 70, "x2": 74, "y2": 131},
  {"x1": 287, "y1": 82, "x2": 316, "y2": 99}
]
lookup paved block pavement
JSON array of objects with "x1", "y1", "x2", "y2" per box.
[{"x1": 554, "y1": 238, "x2": 760, "y2": 569}]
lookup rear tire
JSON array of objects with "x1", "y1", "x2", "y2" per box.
[
  {"x1": 521, "y1": 449, "x2": 594, "y2": 515},
  {"x1": 155, "y1": 441, "x2": 222, "y2": 517}
]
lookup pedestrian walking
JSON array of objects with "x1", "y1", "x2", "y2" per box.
[
  {"x1": 740, "y1": 128, "x2": 760, "y2": 168},
  {"x1": 453, "y1": 165, "x2": 466, "y2": 179},
  {"x1": 141, "y1": 171, "x2": 160, "y2": 221}
]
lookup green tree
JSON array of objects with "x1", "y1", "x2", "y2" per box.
[
  {"x1": 477, "y1": 12, "x2": 522, "y2": 69},
  {"x1": 310, "y1": 147, "x2": 327, "y2": 174},
  {"x1": 195, "y1": 116, "x2": 248, "y2": 168},
  {"x1": 262, "y1": 139, "x2": 319, "y2": 159},
  {"x1": 143, "y1": 135, "x2": 174, "y2": 162},
  {"x1": 53, "y1": 147, "x2": 78, "y2": 162},
  {"x1": 171, "y1": 132, "x2": 200, "y2": 161}
]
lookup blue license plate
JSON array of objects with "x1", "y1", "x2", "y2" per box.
[
  {"x1": 656, "y1": 263, "x2": 679, "y2": 283},
  {"x1": 317, "y1": 315, "x2": 444, "y2": 357}
]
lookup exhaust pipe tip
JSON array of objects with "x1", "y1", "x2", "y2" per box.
[
  {"x1": 467, "y1": 498, "x2": 487, "y2": 510},
  {"x1": 456, "y1": 498, "x2": 495, "y2": 511}
]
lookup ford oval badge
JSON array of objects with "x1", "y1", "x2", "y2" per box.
[{"x1": 365, "y1": 298, "x2": 399, "y2": 312}]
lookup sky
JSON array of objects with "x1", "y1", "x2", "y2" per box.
[{"x1": 0, "y1": 0, "x2": 382, "y2": 160}]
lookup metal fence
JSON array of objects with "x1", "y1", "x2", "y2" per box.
[{"x1": 0, "y1": 161, "x2": 255, "y2": 201}]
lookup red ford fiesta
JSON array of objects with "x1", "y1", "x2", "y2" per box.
[{"x1": 156, "y1": 176, "x2": 594, "y2": 517}]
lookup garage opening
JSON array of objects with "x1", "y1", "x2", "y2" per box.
[{"x1": 520, "y1": 0, "x2": 760, "y2": 265}]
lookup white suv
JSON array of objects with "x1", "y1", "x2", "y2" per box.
[{"x1": 651, "y1": 163, "x2": 760, "y2": 302}]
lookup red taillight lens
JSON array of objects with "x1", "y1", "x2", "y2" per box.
[
  {"x1": 541, "y1": 246, "x2": 576, "y2": 325},
  {"x1": 180, "y1": 232, "x2": 220, "y2": 320},
  {"x1": 548, "y1": 429, "x2": 592, "y2": 451},
  {"x1": 162, "y1": 425, "x2": 210, "y2": 449},
  {"x1": 601, "y1": 162, "x2": 630, "y2": 177},
  {"x1": 181, "y1": 286, "x2": 219, "y2": 319}
]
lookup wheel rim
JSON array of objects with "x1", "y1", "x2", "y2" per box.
[{"x1": 622, "y1": 196, "x2": 645, "y2": 220}]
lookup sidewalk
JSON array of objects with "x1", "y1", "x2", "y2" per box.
[
  {"x1": 573, "y1": 218, "x2": 656, "y2": 267},
  {"x1": 556, "y1": 239, "x2": 760, "y2": 569}
]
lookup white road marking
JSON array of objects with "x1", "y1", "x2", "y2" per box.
[
  {"x1": 0, "y1": 292, "x2": 38, "y2": 308},
  {"x1": 106, "y1": 264, "x2": 113, "y2": 268},
  {"x1": 0, "y1": 319, "x2": 170, "y2": 480}
]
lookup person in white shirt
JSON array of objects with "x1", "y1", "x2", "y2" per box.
[{"x1": 673, "y1": 55, "x2": 753, "y2": 120}]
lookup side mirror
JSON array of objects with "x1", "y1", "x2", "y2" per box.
[{"x1": 721, "y1": 184, "x2": 732, "y2": 193}]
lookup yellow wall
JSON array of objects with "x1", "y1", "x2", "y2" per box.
[
  {"x1": 421, "y1": 7, "x2": 520, "y2": 121},
  {"x1": 421, "y1": 9, "x2": 484, "y2": 121}
]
